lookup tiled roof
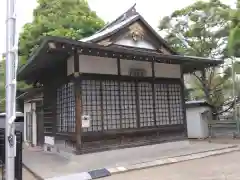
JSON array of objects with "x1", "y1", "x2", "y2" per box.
[{"x1": 80, "y1": 15, "x2": 139, "y2": 42}]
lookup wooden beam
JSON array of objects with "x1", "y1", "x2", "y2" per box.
[
  {"x1": 74, "y1": 48, "x2": 79, "y2": 73},
  {"x1": 75, "y1": 80, "x2": 82, "y2": 151}
]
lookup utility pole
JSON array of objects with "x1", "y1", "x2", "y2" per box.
[{"x1": 5, "y1": 0, "x2": 17, "y2": 179}]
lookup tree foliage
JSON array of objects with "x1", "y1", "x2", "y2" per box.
[
  {"x1": 1, "y1": 0, "x2": 105, "y2": 111},
  {"x1": 159, "y1": 0, "x2": 233, "y2": 114},
  {"x1": 228, "y1": 0, "x2": 240, "y2": 57},
  {"x1": 0, "y1": 60, "x2": 5, "y2": 112},
  {"x1": 19, "y1": 0, "x2": 105, "y2": 65},
  {"x1": 0, "y1": 59, "x2": 28, "y2": 112},
  {"x1": 159, "y1": 0, "x2": 230, "y2": 58}
]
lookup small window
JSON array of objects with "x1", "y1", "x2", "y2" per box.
[{"x1": 129, "y1": 68, "x2": 146, "y2": 77}]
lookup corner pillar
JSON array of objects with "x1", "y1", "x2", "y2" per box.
[{"x1": 73, "y1": 48, "x2": 82, "y2": 152}]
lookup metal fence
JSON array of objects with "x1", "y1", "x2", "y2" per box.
[{"x1": 0, "y1": 129, "x2": 22, "y2": 180}]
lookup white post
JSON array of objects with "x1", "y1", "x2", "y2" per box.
[{"x1": 5, "y1": 0, "x2": 17, "y2": 179}]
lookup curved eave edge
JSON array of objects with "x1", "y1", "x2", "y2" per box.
[
  {"x1": 46, "y1": 36, "x2": 224, "y2": 64},
  {"x1": 17, "y1": 37, "x2": 52, "y2": 81},
  {"x1": 17, "y1": 36, "x2": 224, "y2": 81}
]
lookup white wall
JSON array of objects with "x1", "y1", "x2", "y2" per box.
[
  {"x1": 67, "y1": 55, "x2": 181, "y2": 78},
  {"x1": 155, "y1": 63, "x2": 181, "y2": 78},
  {"x1": 79, "y1": 55, "x2": 118, "y2": 75}
]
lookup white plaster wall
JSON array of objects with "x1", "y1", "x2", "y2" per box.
[
  {"x1": 66, "y1": 54, "x2": 181, "y2": 78},
  {"x1": 79, "y1": 55, "x2": 118, "y2": 75},
  {"x1": 155, "y1": 63, "x2": 181, "y2": 78},
  {"x1": 115, "y1": 38, "x2": 156, "y2": 50},
  {"x1": 67, "y1": 56, "x2": 74, "y2": 75}
]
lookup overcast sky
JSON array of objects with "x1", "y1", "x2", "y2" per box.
[{"x1": 0, "y1": 0, "x2": 236, "y2": 56}]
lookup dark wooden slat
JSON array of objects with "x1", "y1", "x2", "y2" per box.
[
  {"x1": 135, "y1": 81, "x2": 140, "y2": 128},
  {"x1": 100, "y1": 81, "x2": 104, "y2": 131},
  {"x1": 166, "y1": 84, "x2": 172, "y2": 124}
]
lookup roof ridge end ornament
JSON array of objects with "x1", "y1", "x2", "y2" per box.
[
  {"x1": 131, "y1": 3, "x2": 137, "y2": 11},
  {"x1": 121, "y1": 3, "x2": 138, "y2": 21},
  {"x1": 95, "y1": 3, "x2": 138, "y2": 34}
]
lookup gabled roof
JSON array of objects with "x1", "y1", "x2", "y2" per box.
[
  {"x1": 80, "y1": 15, "x2": 139, "y2": 42},
  {"x1": 80, "y1": 4, "x2": 178, "y2": 55}
]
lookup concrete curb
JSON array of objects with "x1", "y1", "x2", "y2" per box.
[
  {"x1": 23, "y1": 163, "x2": 44, "y2": 180},
  {"x1": 26, "y1": 145, "x2": 240, "y2": 180}
]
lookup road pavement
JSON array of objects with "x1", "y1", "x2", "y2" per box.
[{"x1": 101, "y1": 151, "x2": 240, "y2": 180}]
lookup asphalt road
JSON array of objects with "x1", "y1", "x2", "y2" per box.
[{"x1": 101, "y1": 151, "x2": 240, "y2": 180}]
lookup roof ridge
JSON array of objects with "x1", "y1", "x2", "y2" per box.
[{"x1": 97, "y1": 3, "x2": 138, "y2": 33}]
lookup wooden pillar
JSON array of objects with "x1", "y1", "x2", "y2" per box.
[
  {"x1": 180, "y1": 65, "x2": 187, "y2": 137},
  {"x1": 75, "y1": 79, "x2": 82, "y2": 152},
  {"x1": 151, "y1": 59, "x2": 156, "y2": 126},
  {"x1": 73, "y1": 49, "x2": 82, "y2": 152},
  {"x1": 117, "y1": 58, "x2": 122, "y2": 129}
]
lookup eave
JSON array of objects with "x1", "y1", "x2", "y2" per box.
[{"x1": 17, "y1": 36, "x2": 224, "y2": 83}]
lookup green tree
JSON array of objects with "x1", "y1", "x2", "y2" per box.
[
  {"x1": 0, "y1": 60, "x2": 5, "y2": 112},
  {"x1": 0, "y1": 59, "x2": 28, "y2": 112},
  {"x1": 159, "y1": 0, "x2": 230, "y2": 58},
  {"x1": 4, "y1": 0, "x2": 105, "y2": 112},
  {"x1": 228, "y1": 0, "x2": 240, "y2": 57},
  {"x1": 19, "y1": 0, "x2": 105, "y2": 65},
  {"x1": 158, "y1": 0, "x2": 233, "y2": 115}
]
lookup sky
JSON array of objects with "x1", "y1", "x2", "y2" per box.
[{"x1": 0, "y1": 0, "x2": 236, "y2": 57}]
